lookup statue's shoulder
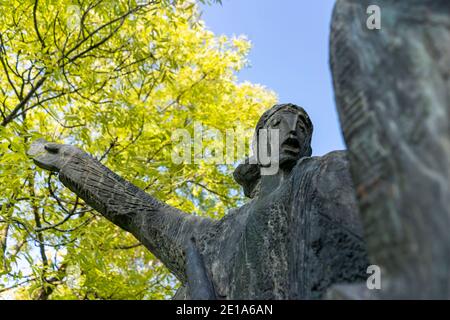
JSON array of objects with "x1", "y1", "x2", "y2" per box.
[
  {"x1": 305, "y1": 149, "x2": 353, "y2": 192},
  {"x1": 298, "y1": 150, "x2": 363, "y2": 236},
  {"x1": 292, "y1": 149, "x2": 356, "y2": 212},
  {"x1": 293, "y1": 150, "x2": 350, "y2": 178},
  {"x1": 313, "y1": 149, "x2": 349, "y2": 165},
  {"x1": 316, "y1": 150, "x2": 351, "y2": 174}
]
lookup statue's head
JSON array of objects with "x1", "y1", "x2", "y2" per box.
[{"x1": 234, "y1": 103, "x2": 313, "y2": 198}]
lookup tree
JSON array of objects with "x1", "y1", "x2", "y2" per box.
[{"x1": 0, "y1": 0, "x2": 276, "y2": 299}]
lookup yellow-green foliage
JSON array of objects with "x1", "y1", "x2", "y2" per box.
[{"x1": 0, "y1": 0, "x2": 276, "y2": 299}]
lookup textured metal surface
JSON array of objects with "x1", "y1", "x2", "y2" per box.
[{"x1": 329, "y1": 0, "x2": 450, "y2": 299}]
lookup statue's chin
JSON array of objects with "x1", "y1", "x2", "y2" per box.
[{"x1": 279, "y1": 155, "x2": 298, "y2": 172}]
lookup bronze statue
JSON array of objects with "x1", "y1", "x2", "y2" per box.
[{"x1": 28, "y1": 103, "x2": 368, "y2": 299}]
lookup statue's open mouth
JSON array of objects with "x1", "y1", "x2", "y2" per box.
[{"x1": 282, "y1": 138, "x2": 300, "y2": 154}]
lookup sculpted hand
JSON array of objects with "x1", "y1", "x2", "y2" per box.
[{"x1": 27, "y1": 138, "x2": 83, "y2": 172}]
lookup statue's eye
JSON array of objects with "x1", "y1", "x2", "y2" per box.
[{"x1": 271, "y1": 118, "x2": 281, "y2": 127}]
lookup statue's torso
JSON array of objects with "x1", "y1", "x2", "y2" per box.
[{"x1": 177, "y1": 150, "x2": 369, "y2": 299}]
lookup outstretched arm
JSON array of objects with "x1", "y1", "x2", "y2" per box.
[{"x1": 28, "y1": 139, "x2": 215, "y2": 282}]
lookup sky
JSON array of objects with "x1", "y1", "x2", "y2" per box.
[{"x1": 199, "y1": 0, "x2": 345, "y2": 156}]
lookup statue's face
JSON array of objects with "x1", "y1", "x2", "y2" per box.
[{"x1": 265, "y1": 110, "x2": 309, "y2": 170}]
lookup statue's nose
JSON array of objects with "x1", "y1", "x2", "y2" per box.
[{"x1": 286, "y1": 114, "x2": 299, "y2": 133}]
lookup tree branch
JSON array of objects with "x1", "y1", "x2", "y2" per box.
[
  {"x1": 33, "y1": 0, "x2": 46, "y2": 48},
  {"x1": 1, "y1": 75, "x2": 47, "y2": 127}
]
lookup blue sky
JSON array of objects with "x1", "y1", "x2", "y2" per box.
[{"x1": 200, "y1": 0, "x2": 344, "y2": 156}]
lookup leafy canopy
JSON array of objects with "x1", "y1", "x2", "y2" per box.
[{"x1": 0, "y1": 0, "x2": 276, "y2": 299}]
